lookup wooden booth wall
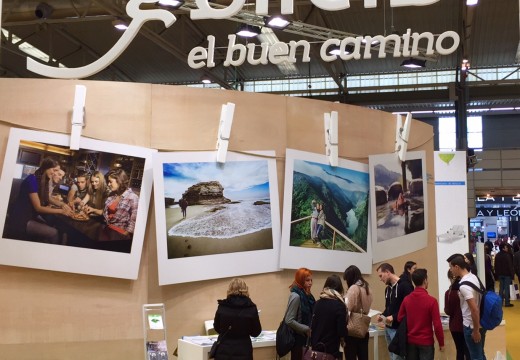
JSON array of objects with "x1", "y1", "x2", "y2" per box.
[{"x1": 0, "y1": 78, "x2": 437, "y2": 360}]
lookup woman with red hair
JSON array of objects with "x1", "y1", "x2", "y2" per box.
[{"x1": 283, "y1": 267, "x2": 316, "y2": 360}]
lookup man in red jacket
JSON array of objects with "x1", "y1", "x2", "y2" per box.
[{"x1": 398, "y1": 268, "x2": 444, "y2": 359}]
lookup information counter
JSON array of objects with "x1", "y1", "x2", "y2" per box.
[{"x1": 178, "y1": 322, "x2": 506, "y2": 360}]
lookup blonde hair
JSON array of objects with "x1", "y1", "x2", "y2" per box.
[{"x1": 227, "y1": 278, "x2": 250, "y2": 297}]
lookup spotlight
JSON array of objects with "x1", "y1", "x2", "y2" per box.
[
  {"x1": 327, "y1": 45, "x2": 354, "y2": 56},
  {"x1": 35, "y1": 2, "x2": 54, "y2": 19},
  {"x1": 466, "y1": 0, "x2": 478, "y2": 5},
  {"x1": 156, "y1": 0, "x2": 185, "y2": 9},
  {"x1": 401, "y1": 58, "x2": 426, "y2": 68},
  {"x1": 361, "y1": 36, "x2": 381, "y2": 47},
  {"x1": 112, "y1": 19, "x2": 128, "y2": 30},
  {"x1": 264, "y1": 16, "x2": 290, "y2": 29},
  {"x1": 201, "y1": 76, "x2": 211, "y2": 84},
  {"x1": 236, "y1": 24, "x2": 261, "y2": 38}
]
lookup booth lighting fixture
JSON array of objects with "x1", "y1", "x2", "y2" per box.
[
  {"x1": 361, "y1": 36, "x2": 380, "y2": 46},
  {"x1": 264, "y1": 16, "x2": 290, "y2": 29},
  {"x1": 401, "y1": 58, "x2": 426, "y2": 68},
  {"x1": 112, "y1": 19, "x2": 128, "y2": 30},
  {"x1": 327, "y1": 45, "x2": 354, "y2": 56},
  {"x1": 35, "y1": 2, "x2": 54, "y2": 19},
  {"x1": 156, "y1": 0, "x2": 185, "y2": 9},
  {"x1": 236, "y1": 24, "x2": 261, "y2": 38},
  {"x1": 466, "y1": 0, "x2": 478, "y2": 5},
  {"x1": 462, "y1": 58, "x2": 470, "y2": 71}
]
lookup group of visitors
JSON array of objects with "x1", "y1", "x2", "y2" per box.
[
  {"x1": 7, "y1": 157, "x2": 139, "y2": 244},
  {"x1": 210, "y1": 247, "x2": 518, "y2": 360}
]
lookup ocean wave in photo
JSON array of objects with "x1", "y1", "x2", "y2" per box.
[{"x1": 168, "y1": 201, "x2": 272, "y2": 238}]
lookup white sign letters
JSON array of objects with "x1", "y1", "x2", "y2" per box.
[{"x1": 24, "y1": 0, "x2": 449, "y2": 79}]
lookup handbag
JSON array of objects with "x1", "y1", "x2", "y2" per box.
[
  {"x1": 302, "y1": 343, "x2": 338, "y2": 360},
  {"x1": 346, "y1": 286, "x2": 371, "y2": 338},
  {"x1": 276, "y1": 320, "x2": 295, "y2": 357},
  {"x1": 209, "y1": 325, "x2": 231, "y2": 359}
]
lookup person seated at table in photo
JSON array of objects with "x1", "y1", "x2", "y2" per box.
[
  {"x1": 84, "y1": 171, "x2": 109, "y2": 217},
  {"x1": 67, "y1": 172, "x2": 91, "y2": 211},
  {"x1": 212, "y1": 278, "x2": 262, "y2": 360},
  {"x1": 48, "y1": 168, "x2": 71, "y2": 210},
  {"x1": 103, "y1": 169, "x2": 139, "y2": 238},
  {"x1": 7, "y1": 157, "x2": 74, "y2": 243}
]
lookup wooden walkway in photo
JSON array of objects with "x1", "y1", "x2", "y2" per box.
[{"x1": 291, "y1": 216, "x2": 366, "y2": 253}]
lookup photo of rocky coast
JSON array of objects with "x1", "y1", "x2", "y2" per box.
[{"x1": 162, "y1": 161, "x2": 274, "y2": 259}]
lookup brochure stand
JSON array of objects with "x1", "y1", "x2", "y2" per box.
[{"x1": 143, "y1": 303, "x2": 169, "y2": 360}]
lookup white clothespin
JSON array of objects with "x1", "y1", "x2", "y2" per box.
[
  {"x1": 70, "y1": 85, "x2": 87, "y2": 150},
  {"x1": 216, "y1": 102, "x2": 235, "y2": 164},
  {"x1": 324, "y1": 111, "x2": 338, "y2": 167},
  {"x1": 395, "y1": 112, "x2": 411, "y2": 162}
]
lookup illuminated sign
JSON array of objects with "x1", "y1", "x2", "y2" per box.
[{"x1": 25, "y1": 0, "x2": 454, "y2": 79}]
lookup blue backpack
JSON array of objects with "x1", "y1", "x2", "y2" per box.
[{"x1": 459, "y1": 278, "x2": 503, "y2": 330}]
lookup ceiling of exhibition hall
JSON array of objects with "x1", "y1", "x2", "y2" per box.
[{"x1": 0, "y1": 0, "x2": 519, "y2": 89}]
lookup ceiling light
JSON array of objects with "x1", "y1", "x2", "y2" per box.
[
  {"x1": 401, "y1": 58, "x2": 426, "y2": 68},
  {"x1": 361, "y1": 36, "x2": 380, "y2": 46},
  {"x1": 327, "y1": 45, "x2": 354, "y2": 56},
  {"x1": 35, "y1": 2, "x2": 54, "y2": 19},
  {"x1": 112, "y1": 19, "x2": 128, "y2": 30},
  {"x1": 236, "y1": 24, "x2": 261, "y2": 38},
  {"x1": 201, "y1": 76, "x2": 211, "y2": 84},
  {"x1": 462, "y1": 58, "x2": 470, "y2": 71},
  {"x1": 264, "y1": 16, "x2": 290, "y2": 29},
  {"x1": 156, "y1": 0, "x2": 185, "y2": 9},
  {"x1": 466, "y1": 0, "x2": 478, "y2": 5}
]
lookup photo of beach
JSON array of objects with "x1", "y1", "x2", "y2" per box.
[
  {"x1": 162, "y1": 161, "x2": 273, "y2": 258},
  {"x1": 153, "y1": 151, "x2": 281, "y2": 285}
]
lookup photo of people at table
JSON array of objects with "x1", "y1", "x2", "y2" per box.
[{"x1": 2, "y1": 140, "x2": 146, "y2": 254}]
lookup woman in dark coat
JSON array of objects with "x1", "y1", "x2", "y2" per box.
[
  {"x1": 310, "y1": 274, "x2": 347, "y2": 360},
  {"x1": 213, "y1": 278, "x2": 262, "y2": 360}
]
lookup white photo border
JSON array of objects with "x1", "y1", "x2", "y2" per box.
[
  {"x1": 369, "y1": 151, "x2": 428, "y2": 263},
  {"x1": 153, "y1": 151, "x2": 281, "y2": 285},
  {"x1": 0, "y1": 128, "x2": 155, "y2": 279},
  {"x1": 279, "y1": 149, "x2": 373, "y2": 274}
]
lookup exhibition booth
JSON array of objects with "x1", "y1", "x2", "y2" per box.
[{"x1": 0, "y1": 78, "x2": 505, "y2": 360}]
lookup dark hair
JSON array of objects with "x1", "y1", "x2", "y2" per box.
[
  {"x1": 464, "y1": 252, "x2": 476, "y2": 266},
  {"x1": 499, "y1": 242, "x2": 508, "y2": 251},
  {"x1": 34, "y1": 157, "x2": 59, "y2": 205},
  {"x1": 107, "y1": 169, "x2": 129, "y2": 195},
  {"x1": 404, "y1": 261, "x2": 416, "y2": 274},
  {"x1": 323, "y1": 274, "x2": 344, "y2": 294},
  {"x1": 343, "y1": 265, "x2": 370, "y2": 295},
  {"x1": 446, "y1": 253, "x2": 468, "y2": 270},
  {"x1": 411, "y1": 268, "x2": 427, "y2": 286},
  {"x1": 376, "y1": 262, "x2": 395, "y2": 274}
]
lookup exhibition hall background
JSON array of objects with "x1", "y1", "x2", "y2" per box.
[{"x1": 0, "y1": 78, "x2": 437, "y2": 359}]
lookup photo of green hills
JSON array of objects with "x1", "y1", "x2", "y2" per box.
[{"x1": 289, "y1": 159, "x2": 370, "y2": 253}]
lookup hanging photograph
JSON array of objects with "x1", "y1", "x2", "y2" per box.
[
  {"x1": 369, "y1": 151, "x2": 428, "y2": 263},
  {"x1": 279, "y1": 149, "x2": 372, "y2": 274},
  {"x1": 0, "y1": 128, "x2": 155, "y2": 279},
  {"x1": 153, "y1": 151, "x2": 281, "y2": 285}
]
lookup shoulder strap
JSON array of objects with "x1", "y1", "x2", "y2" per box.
[{"x1": 459, "y1": 280, "x2": 485, "y2": 294}]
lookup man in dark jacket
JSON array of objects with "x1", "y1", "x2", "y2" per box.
[
  {"x1": 376, "y1": 263, "x2": 414, "y2": 360},
  {"x1": 494, "y1": 242, "x2": 515, "y2": 307}
]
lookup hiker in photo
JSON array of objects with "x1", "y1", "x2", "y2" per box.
[{"x1": 447, "y1": 254, "x2": 486, "y2": 360}]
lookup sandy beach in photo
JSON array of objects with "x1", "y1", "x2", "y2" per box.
[{"x1": 165, "y1": 205, "x2": 273, "y2": 258}]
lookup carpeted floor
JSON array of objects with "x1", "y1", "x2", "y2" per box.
[{"x1": 505, "y1": 298, "x2": 520, "y2": 360}]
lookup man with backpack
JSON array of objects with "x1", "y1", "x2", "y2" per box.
[{"x1": 447, "y1": 254, "x2": 486, "y2": 360}]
